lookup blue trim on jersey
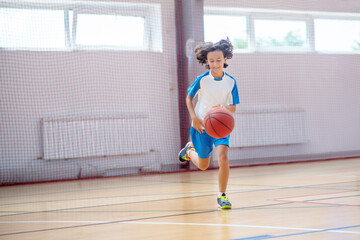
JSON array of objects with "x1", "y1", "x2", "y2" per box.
[
  {"x1": 188, "y1": 72, "x2": 240, "y2": 105},
  {"x1": 225, "y1": 72, "x2": 240, "y2": 105},
  {"x1": 188, "y1": 72, "x2": 209, "y2": 98}
]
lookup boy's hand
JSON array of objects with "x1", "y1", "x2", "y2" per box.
[
  {"x1": 212, "y1": 104, "x2": 236, "y2": 113},
  {"x1": 212, "y1": 104, "x2": 223, "y2": 109},
  {"x1": 192, "y1": 117, "x2": 204, "y2": 134}
]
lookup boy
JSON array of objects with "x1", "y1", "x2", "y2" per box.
[{"x1": 178, "y1": 38, "x2": 240, "y2": 209}]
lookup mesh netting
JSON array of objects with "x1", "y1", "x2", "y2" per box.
[{"x1": 1, "y1": 0, "x2": 360, "y2": 184}]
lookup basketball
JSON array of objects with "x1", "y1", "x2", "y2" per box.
[{"x1": 203, "y1": 107, "x2": 234, "y2": 138}]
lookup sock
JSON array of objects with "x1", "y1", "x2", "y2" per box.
[
  {"x1": 186, "y1": 149, "x2": 193, "y2": 160},
  {"x1": 218, "y1": 192, "x2": 226, "y2": 197}
]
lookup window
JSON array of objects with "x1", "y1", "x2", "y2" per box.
[
  {"x1": 204, "y1": 7, "x2": 360, "y2": 54},
  {"x1": 254, "y1": 19, "x2": 307, "y2": 49},
  {"x1": 76, "y1": 14, "x2": 145, "y2": 48},
  {"x1": 204, "y1": 15, "x2": 248, "y2": 50},
  {"x1": 0, "y1": 8, "x2": 66, "y2": 49},
  {"x1": 314, "y1": 19, "x2": 360, "y2": 52},
  {"x1": 0, "y1": 2, "x2": 162, "y2": 51}
]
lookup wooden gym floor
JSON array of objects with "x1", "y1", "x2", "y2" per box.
[{"x1": 0, "y1": 158, "x2": 359, "y2": 240}]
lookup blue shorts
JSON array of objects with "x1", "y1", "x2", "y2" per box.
[{"x1": 190, "y1": 126, "x2": 230, "y2": 159}]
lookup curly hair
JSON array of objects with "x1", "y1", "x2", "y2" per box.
[{"x1": 194, "y1": 38, "x2": 233, "y2": 69}]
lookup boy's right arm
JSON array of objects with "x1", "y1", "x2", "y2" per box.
[{"x1": 186, "y1": 95, "x2": 204, "y2": 133}]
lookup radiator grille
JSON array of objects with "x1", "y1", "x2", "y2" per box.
[
  {"x1": 41, "y1": 114, "x2": 150, "y2": 160},
  {"x1": 230, "y1": 105, "x2": 307, "y2": 147}
]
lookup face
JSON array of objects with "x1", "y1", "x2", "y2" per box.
[{"x1": 206, "y1": 50, "x2": 227, "y2": 78}]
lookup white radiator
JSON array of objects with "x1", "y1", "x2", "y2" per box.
[
  {"x1": 41, "y1": 114, "x2": 150, "y2": 160},
  {"x1": 230, "y1": 105, "x2": 307, "y2": 147}
]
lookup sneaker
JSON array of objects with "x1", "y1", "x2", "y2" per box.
[
  {"x1": 217, "y1": 193, "x2": 232, "y2": 209},
  {"x1": 178, "y1": 142, "x2": 195, "y2": 162}
]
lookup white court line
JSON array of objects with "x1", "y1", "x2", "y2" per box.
[
  {"x1": 0, "y1": 221, "x2": 108, "y2": 224},
  {"x1": 319, "y1": 172, "x2": 360, "y2": 177},
  {"x1": 0, "y1": 221, "x2": 359, "y2": 234}
]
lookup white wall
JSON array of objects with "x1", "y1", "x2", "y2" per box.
[
  {"x1": 204, "y1": 0, "x2": 360, "y2": 165},
  {"x1": 219, "y1": 54, "x2": 360, "y2": 165},
  {"x1": 0, "y1": 0, "x2": 180, "y2": 184},
  {"x1": 1, "y1": 0, "x2": 360, "y2": 184}
]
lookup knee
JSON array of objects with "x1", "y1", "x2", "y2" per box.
[
  {"x1": 217, "y1": 154, "x2": 229, "y2": 168},
  {"x1": 198, "y1": 159, "x2": 210, "y2": 171}
]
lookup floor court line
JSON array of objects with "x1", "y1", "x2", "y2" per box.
[
  {"x1": 226, "y1": 165, "x2": 360, "y2": 179},
  {"x1": 0, "y1": 202, "x2": 290, "y2": 237},
  {"x1": 0, "y1": 204, "x2": 339, "y2": 215},
  {"x1": 308, "y1": 194, "x2": 360, "y2": 202},
  {"x1": 273, "y1": 199, "x2": 360, "y2": 207},
  {"x1": 1, "y1": 221, "x2": 359, "y2": 235},
  {"x1": 233, "y1": 224, "x2": 360, "y2": 239},
  {"x1": 0, "y1": 186, "x2": 291, "y2": 210},
  {"x1": 273, "y1": 190, "x2": 356, "y2": 200},
  {"x1": 4, "y1": 182, "x2": 354, "y2": 208},
  {"x1": 0, "y1": 193, "x2": 216, "y2": 218},
  {"x1": 0, "y1": 181, "x2": 170, "y2": 199},
  {"x1": 271, "y1": 190, "x2": 360, "y2": 207},
  {"x1": 1, "y1": 179, "x2": 357, "y2": 202},
  {"x1": 2, "y1": 184, "x2": 356, "y2": 218},
  {"x1": 1, "y1": 160, "x2": 358, "y2": 239},
  {"x1": 0, "y1": 189, "x2": 291, "y2": 218},
  {"x1": 0, "y1": 190, "x2": 221, "y2": 207}
]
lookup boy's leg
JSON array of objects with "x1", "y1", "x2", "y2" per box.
[
  {"x1": 216, "y1": 144, "x2": 232, "y2": 209},
  {"x1": 187, "y1": 150, "x2": 210, "y2": 171},
  {"x1": 178, "y1": 141, "x2": 210, "y2": 170},
  {"x1": 216, "y1": 144, "x2": 229, "y2": 193},
  {"x1": 187, "y1": 127, "x2": 212, "y2": 170}
]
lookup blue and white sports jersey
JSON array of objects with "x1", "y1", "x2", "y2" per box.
[{"x1": 188, "y1": 71, "x2": 240, "y2": 122}]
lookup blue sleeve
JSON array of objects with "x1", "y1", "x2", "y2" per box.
[
  {"x1": 231, "y1": 80, "x2": 240, "y2": 104},
  {"x1": 187, "y1": 76, "x2": 202, "y2": 98}
]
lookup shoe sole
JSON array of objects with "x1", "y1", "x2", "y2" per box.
[{"x1": 218, "y1": 205, "x2": 232, "y2": 209}]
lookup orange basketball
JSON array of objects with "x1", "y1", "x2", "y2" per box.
[{"x1": 203, "y1": 107, "x2": 234, "y2": 138}]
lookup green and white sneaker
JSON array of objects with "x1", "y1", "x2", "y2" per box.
[
  {"x1": 217, "y1": 193, "x2": 232, "y2": 209},
  {"x1": 178, "y1": 142, "x2": 195, "y2": 162}
]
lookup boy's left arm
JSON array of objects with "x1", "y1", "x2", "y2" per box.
[{"x1": 225, "y1": 104, "x2": 236, "y2": 114}]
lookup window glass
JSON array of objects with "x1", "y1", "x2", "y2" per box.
[
  {"x1": 204, "y1": 15, "x2": 248, "y2": 49},
  {"x1": 76, "y1": 14, "x2": 145, "y2": 47},
  {"x1": 0, "y1": 8, "x2": 66, "y2": 48},
  {"x1": 314, "y1": 19, "x2": 360, "y2": 52},
  {"x1": 254, "y1": 19, "x2": 307, "y2": 48}
]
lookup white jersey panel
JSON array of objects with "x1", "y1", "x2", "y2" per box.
[{"x1": 188, "y1": 71, "x2": 239, "y2": 122}]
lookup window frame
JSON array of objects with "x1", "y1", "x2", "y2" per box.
[{"x1": 0, "y1": 1, "x2": 162, "y2": 52}]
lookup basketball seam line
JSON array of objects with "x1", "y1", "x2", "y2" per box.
[{"x1": 209, "y1": 116, "x2": 233, "y2": 131}]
